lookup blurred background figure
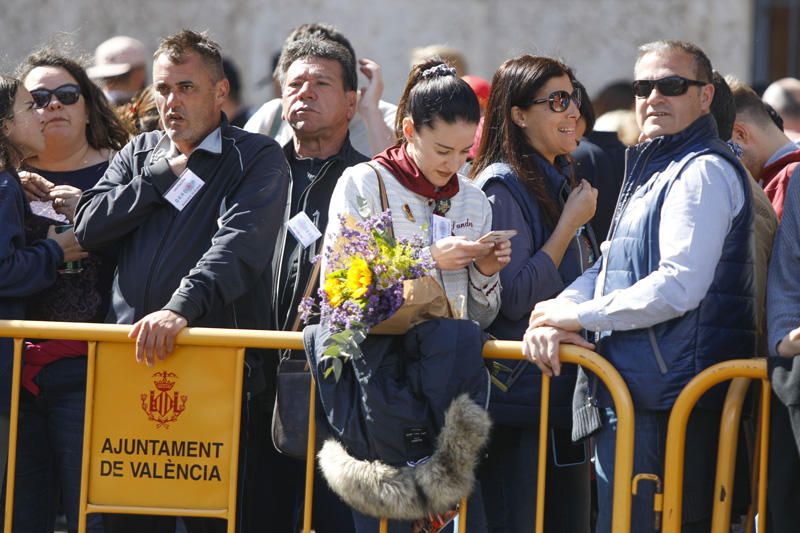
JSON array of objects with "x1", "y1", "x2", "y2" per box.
[
  {"x1": 761, "y1": 77, "x2": 800, "y2": 142},
  {"x1": 246, "y1": 22, "x2": 395, "y2": 156},
  {"x1": 87, "y1": 35, "x2": 148, "y2": 106},
  {"x1": 591, "y1": 79, "x2": 640, "y2": 145},
  {"x1": 13, "y1": 46, "x2": 129, "y2": 533},
  {"x1": 117, "y1": 86, "x2": 161, "y2": 135},
  {"x1": 572, "y1": 79, "x2": 626, "y2": 239},
  {"x1": 409, "y1": 44, "x2": 467, "y2": 77},
  {"x1": 462, "y1": 74, "x2": 490, "y2": 160},
  {"x1": 222, "y1": 56, "x2": 255, "y2": 128}
]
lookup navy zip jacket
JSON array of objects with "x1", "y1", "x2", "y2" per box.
[
  {"x1": 596, "y1": 115, "x2": 755, "y2": 410},
  {"x1": 476, "y1": 156, "x2": 598, "y2": 427},
  {"x1": 75, "y1": 117, "x2": 289, "y2": 393},
  {"x1": 0, "y1": 170, "x2": 62, "y2": 411}
]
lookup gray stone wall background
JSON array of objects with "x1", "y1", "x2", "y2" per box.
[{"x1": 0, "y1": 0, "x2": 753, "y2": 107}]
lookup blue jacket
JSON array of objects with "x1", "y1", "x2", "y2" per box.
[
  {"x1": 597, "y1": 115, "x2": 755, "y2": 410},
  {"x1": 476, "y1": 156, "x2": 598, "y2": 426},
  {"x1": 0, "y1": 170, "x2": 62, "y2": 411}
]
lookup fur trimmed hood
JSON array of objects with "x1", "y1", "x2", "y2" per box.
[{"x1": 317, "y1": 394, "x2": 492, "y2": 520}]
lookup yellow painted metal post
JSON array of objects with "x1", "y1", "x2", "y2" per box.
[
  {"x1": 3, "y1": 338, "x2": 23, "y2": 532},
  {"x1": 661, "y1": 359, "x2": 768, "y2": 533},
  {"x1": 379, "y1": 518, "x2": 389, "y2": 532},
  {"x1": 226, "y1": 348, "x2": 246, "y2": 533},
  {"x1": 535, "y1": 374, "x2": 550, "y2": 533},
  {"x1": 78, "y1": 341, "x2": 97, "y2": 533},
  {"x1": 457, "y1": 496, "x2": 467, "y2": 533},
  {"x1": 710, "y1": 377, "x2": 750, "y2": 533},
  {"x1": 303, "y1": 375, "x2": 317, "y2": 533},
  {"x1": 756, "y1": 379, "x2": 770, "y2": 533}
]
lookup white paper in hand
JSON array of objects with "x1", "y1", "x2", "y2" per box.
[{"x1": 163, "y1": 169, "x2": 204, "y2": 211}]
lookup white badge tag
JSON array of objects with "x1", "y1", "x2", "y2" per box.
[
  {"x1": 431, "y1": 214, "x2": 453, "y2": 243},
  {"x1": 287, "y1": 211, "x2": 322, "y2": 248},
  {"x1": 163, "y1": 169, "x2": 204, "y2": 211}
]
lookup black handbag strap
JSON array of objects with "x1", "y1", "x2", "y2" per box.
[{"x1": 367, "y1": 162, "x2": 394, "y2": 241}]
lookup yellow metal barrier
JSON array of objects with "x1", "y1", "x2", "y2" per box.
[
  {"x1": 301, "y1": 341, "x2": 636, "y2": 533},
  {"x1": 710, "y1": 377, "x2": 752, "y2": 533},
  {"x1": 0, "y1": 321, "x2": 635, "y2": 533},
  {"x1": 0, "y1": 320, "x2": 304, "y2": 533},
  {"x1": 661, "y1": 359, "x2": 769, "y2": 533}
]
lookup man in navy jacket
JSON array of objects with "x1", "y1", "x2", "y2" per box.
[
  {"x1": 524, "y1": 41, "x2": 755, "y2": 532},
  {"x1": 75, "y1": 30, "x2": 289, "y2": 532}
]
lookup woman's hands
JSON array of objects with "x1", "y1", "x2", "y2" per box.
[
  {"x1": 46, "y1": 225, "x2": 88, "y2": 263},
  {"x1": 560, "y1": 179, "x2": 597, "y2": 231},
  {"x1": 19, "y1": 170, "x2": 82, "y2": 222},
  {"x1": 430, "y1": 236, "x2": 512, "y2": 276}
]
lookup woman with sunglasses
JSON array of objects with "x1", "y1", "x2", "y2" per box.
[
  {"x1": 323, "y1": 59, "x2": 511, "y2": 532},
  {"x1": 10, "y1": 48, "x2": 128, "y2": 533},
  {"x1": 470, "y1": 55, "x2": 597, "y2": 532}
]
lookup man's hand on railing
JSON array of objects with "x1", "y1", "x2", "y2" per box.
[
  {"x1": 529, "y1": 298, "x2": 582, "y2": 331},
  {"x1": 128, "y1": 310, "x2": 188, "y2": 367},
  {"x1": 522, "y1": 326, "x2": 594, "y2": 377}
]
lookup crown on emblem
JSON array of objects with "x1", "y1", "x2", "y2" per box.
[{"x1": 153, "y1": 371, "x2": 178, "y2": 392}]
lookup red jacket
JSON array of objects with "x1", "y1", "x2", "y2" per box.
[{"x1": 762, "y1": 148, "x2": 800, "y2": 220}]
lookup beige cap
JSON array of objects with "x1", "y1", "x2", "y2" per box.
[{"x1": 87, "y1": 36, "x2": 147, "y2": 79}]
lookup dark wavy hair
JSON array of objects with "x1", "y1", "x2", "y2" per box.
[
  {"x1": 470, "y1": 55, "x2": 576, "y2": 227},
  {"x1": 18, "y1": 48, "x2": 130, "y2": 151},
  {"x1": 395, "y1": 59, "x2": 480, "y2": 143},
  {"x1": 0, "y1": 75, "x2": 24, "y2": 171}
]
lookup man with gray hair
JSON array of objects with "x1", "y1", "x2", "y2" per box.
[
  {"x1": 762, "y1": 77, "x2": 800, "y2": 142},
  {"x1": 523, "y1": 40, "x2": 755, "y2": 532}
]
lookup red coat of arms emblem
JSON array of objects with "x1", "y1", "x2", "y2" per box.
[{"x1": 141, "y1": 371, "x2": 188, "y2": 428}]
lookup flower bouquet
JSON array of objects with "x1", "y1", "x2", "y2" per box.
[{"x1": 300, "y1": 204, "x2": 450, "y2": 381}]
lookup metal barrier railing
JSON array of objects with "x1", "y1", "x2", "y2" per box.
[
  {"x1": 0, "y1": 320, "x2": 304, "y2": 533},
  {"x1": 660, "y1": 359, "x2": 770, "y2": 533},
  {"x1": 0, "y1": 321, "x2": 635, "y2": 532},
  {"x1": 302, "y1": 341, "x2": 636, "y2": 533}
]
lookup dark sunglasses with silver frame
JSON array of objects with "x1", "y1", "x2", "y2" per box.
[
  {"x1": 29, "y1": 83, "x2": 82, "y2": 109},
  {"x1": 530, "y1": 89, "x2": 581, "y2": 113},
  {"x1": 632, "y1": 76, "x2": 708, "y2": 98}
]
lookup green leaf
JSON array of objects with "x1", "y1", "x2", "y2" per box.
[
  {"x1": 331, "y1": 358, "x2": 343, "y2": 381},
  {"x1": 356, "y1": 196, "x2": 372, "y2": 218},
  {"x1": 323, "y1": 343, "x2": 341, "y2": 357}
]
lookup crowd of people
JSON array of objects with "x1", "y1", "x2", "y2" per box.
[{"x1": 1, "y1": 20, "x2": 800, "y2": 533}]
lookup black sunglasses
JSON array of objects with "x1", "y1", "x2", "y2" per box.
[
  {"x1": 530, "y1": 89, "x2": 581, "y2": 113},
  {"x1": 29, "y1": 84, "x2": 82, "y2": 109},
  {"x1": 632, "y1": 76, "x2": 708, "y2": 98}
]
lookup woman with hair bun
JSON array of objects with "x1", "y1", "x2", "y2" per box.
[{"x1": 323, "y1": 59, "x2": 512, "y2": 532}]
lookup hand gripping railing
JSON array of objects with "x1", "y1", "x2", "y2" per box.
[
  {"x1": 660, "y1": 359, "x2": 769, "y2": 533},
  {"x1": 0, "y1": 320, "x2": 305, "y2": 533},
  {"x1": 0, "y1": 322, "x2": 635, "y2": 533},
  {"x1": 302, "y1": 341, "x2": 635, "y2": 533}
]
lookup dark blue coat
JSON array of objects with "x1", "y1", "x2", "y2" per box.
[
  {"x1": 0, "y1": 170, "x2": 62, "y2": 411},
  {"x1": 476, "y1": 157, "x2": 598, "y2": 427}
]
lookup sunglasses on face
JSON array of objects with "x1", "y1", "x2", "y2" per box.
[
  {"x1": 29, "y1": 84, "x2": 82, "y2": 109},
  {"x1": 530, "y1": 89, "x2": 581, "y2": 113},
  {"x1": 632, "y1": 76, "x2": 707, "y2": 98}
]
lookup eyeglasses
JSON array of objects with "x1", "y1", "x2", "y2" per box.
[
  {"x1": 29, "y1": 84, "x2": 82, "y2": 109},
  {"x1": 530, "y1": 89, "x2": 581, "y2": 113},
  {"x1": 632, "y1": 76, "x2": 708, "y2": 98}
]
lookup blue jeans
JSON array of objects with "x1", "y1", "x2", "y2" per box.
[
  {"x1": 593, "y1": 407, "x2": 719, "y2": 533},
  {"x1": 12, "y1": 357, "x2": 103, "y2": 532},
  {"x1": 479, "y1": 424, "x2": 590, "y2": 533}
]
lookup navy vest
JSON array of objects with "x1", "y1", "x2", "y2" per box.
[{"x1": 596, "y1": 115, "x2": 755, "y2": 410}]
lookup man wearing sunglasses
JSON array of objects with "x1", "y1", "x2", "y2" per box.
[
  {"x1": 74, "y1": 29, "x2": 289, "y2": 533},
  {"x1": 524, "y1": 40, "x2": 754, "y2": 533}
]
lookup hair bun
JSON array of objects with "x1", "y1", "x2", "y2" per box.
[{"x1": 420, "y1": 63, "x2": 457, "y2": 80}]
